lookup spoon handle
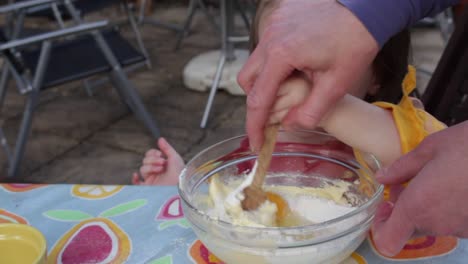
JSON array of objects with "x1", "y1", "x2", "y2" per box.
[{"x1": 252, "y1": 124, "x2": 280, "y2": 188}]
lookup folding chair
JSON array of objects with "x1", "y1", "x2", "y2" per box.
[
  {"x1": 198, "y1": 0, "x2": 253, "y2": 128},
  {"x1": 137, "y1": 0, "x2": 187, "y2": 32},
  {"x1": 173, "y1": 0, "x2": 254, "y2": 51},
  {"x1": 16, "y1": 0, "x2": 152, "y2": 95},
  {"x1": 0, "y1": 0, "x2": 160, "y2": 178}
]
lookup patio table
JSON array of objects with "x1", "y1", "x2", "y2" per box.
[{"x1": 0, "y1": 183, "x2": 466, "y2": 264}]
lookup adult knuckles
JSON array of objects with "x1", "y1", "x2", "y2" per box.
[
  {"x1": 246, "y1": 90, "x2": 265, "y2": 110},
  {"x1": 237, "y1": 67, "x2": 252, "y2": 89},
  {"x1": 408, "y1": 137, "x2": 436, "y2": 163},
  {"x1": 326, "y1": 83, "x2": 347, "y2": 99},
  {"x1": 267, "y1": 8, "x2": 288, "y2": 26},
  {"x1": 292, "y1": 108, "x2": 321, "y2": 129},
  {"x1": 261, "y1": 24, "x2": 285, "y2": 42},
  {"x1": 262, "y1": 28, "x2": 297, "y2": 58}
]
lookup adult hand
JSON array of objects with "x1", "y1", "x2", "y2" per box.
[
  {"x1": 238, "y1": 0, "x2": 378, "y2": 150},
  {"x1": 372, "y1": 121, "x2": 468, "y2": 256}
]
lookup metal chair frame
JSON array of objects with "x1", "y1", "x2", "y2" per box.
[
  {"x1": 0, "y1": 0, "x2": 160, "y2": 177},
  {"x1": 2, "y1": 0, "x2": 152, "y2": 96}
]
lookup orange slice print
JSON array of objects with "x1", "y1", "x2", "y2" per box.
[
  {"x1": 350, "y1": 252, "x2": 367, "y2": 263},
  {"x1": 341, "y1": 252, "x2": 367, "y2": 264},
  {"x1": 1, "y1": 184, "x2": 46, "y2": 192},
  {"x1": 369, "y1": 232, "x2": 458, "y2": 260},
  {"x1": 189, "y1": 240, "x2": 224, "y2": 264},
  {"x1": 0, "y1": 209, "x2": 28, "y2": 224},
  {"x1": 71, "y1": 185, "x2": 123, "y2": 200}
]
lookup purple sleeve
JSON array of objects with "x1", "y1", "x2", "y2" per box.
[{"x1": 338, "y1": 0, "x2": 460, "y2": 47}]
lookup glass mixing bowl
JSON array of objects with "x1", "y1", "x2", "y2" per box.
[{"x1": 179, "y1": 130, "x2": 383, "y2": 264}]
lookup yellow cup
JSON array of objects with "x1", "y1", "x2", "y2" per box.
[{"x1": 0, "y1": 223, "x2": 47, "y2": 264}]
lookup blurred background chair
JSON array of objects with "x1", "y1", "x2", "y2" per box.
[
  {"x1": 0, "y1": 0, "x2": 160, "y2": 178},
  {"x1": 14, "y1": 0, "x2": 152, "y2": 95},
  {"x1": 422, "y1": 6, "x2": 468, "y2": 126},
  {"x1": 166, "y1": 0, "x2": 254, "y2": 128},
  {"x1": 174, "y1": 0, "x2": 254, "y2": 51},
  {"x1": 139, "y1": 0, "x2": 255, "y2": 128},
  {"x1": 414, "y1": 7, "x2": 456, "y2": 79},
  {"x1": 138, "y1": 0, "x2": 218, "y2": 50}
]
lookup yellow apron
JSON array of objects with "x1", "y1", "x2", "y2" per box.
[
  {"x1": 356, "y1": 65, "x2": 446, "y2": 199},
  {"x1": 373, "y1": 65, "x2": 446, "y2": 154}
]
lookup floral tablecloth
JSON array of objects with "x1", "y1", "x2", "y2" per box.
[{"x1": 0, "y1": 183, "x2": 466, "y2": 264}]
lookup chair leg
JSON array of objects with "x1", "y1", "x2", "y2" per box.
[
  {"x1": 138, "y1": 0, "x2": 147, "y2": 24},
  {"x1": 7, "y1": 41, "x2": 51, "y2": 178},
  {"x1": 0, "y1": 66, "x2": 11, "y2": 110},
  {"x1": 137, "y1": 0, "x2": 183, "y2": 32},
  {"x1": 175, "y1": 0, "x2": 198, "y2": 50},
  {"x1": 7, "y1": 89, "x2": 40, "y2": 178},
  {"x1": 83, "y1": 78, "x2": 95, "y2": 97},
  {"x1": 234, "y1": 0, "x2": 251, "y2": 31},
  {"x1": 198, "y1": 0, "x2": 220, "y2": 33},
  {"x1": 200, "y1": 53, "x2": 226, "y2": 128},
  {"x1": 125, "y1": 2, "x2": 152, "y2": 68},
  {"x1": 109, "y1": 69, "x2": 160, "y2": 139},
  {"x1": 0, "y1": 127, "x2": 12, "y2": 165},
  {"x1": 63, "y1": 1, "x2": 159, "y2": 139},
  {"x1": 51, "y1": 3, "x2": 66, "y2": 29}
]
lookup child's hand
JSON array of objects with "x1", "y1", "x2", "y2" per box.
[
  {"x1": 269, "y1": 75, "x2": 310, "y2": 125},
  {"x1": 132, "y1": 138, "x2": 184, "y2": 185}
]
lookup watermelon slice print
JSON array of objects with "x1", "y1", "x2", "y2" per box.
[
  {"x1": 44, "y1": 199, "x2": 147, "y2": 264},
  {"x1": 156, "y1": 195, "x2": 189, "y2": 230}
]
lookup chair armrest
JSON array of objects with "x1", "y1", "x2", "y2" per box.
[
  {"x1": 0, "y1": 0, "x2": 59, "y2": 14},
  {"x1": 0, "y1": 20, "x2": 108, "y2": 51}
]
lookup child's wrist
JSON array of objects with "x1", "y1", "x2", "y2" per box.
[
  {"x1": 317, "y1": 94, "x2": 355, "y2": 132},
  {"x1": 317, "y1": 110, "x2": 333, "y2": 131}
]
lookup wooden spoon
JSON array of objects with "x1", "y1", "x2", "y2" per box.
[
  {"x1": 239, "y1": 125, "x2": 304, "y2": 226},
  {"x1": 241, "y1": 124, "x2": 280, "y2": 211}
]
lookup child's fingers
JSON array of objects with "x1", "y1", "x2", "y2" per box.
[
  {"x1": 277, "y1": 82, "x2": 290, "y2": 96},
  {"x1": 272, "y1": 77, "x2": 310, "y2": 113},
  {"x1": 145, "y1": 149, "x2": 163, "y2": 158},
  {"x1": 271, "y1": 88, "x2": 309, "y2": 114},
  {"x1": 272, "y1": 95, "x2": 294, "y2": 112},
  {"x1": 140, "y1": 165, "x2": 165, "y2": 178},
  {"x1": 142, "y1": 176, "x2": 158, "y2": 186},
  {"x1": 158, "y1": 138, "x2": 180, "y2": 160},
  {"x1": 132, "y1": 173, "x2": 141, "y2": 185},
  {"x1": 269, "y1": 109, "x2": 288, "y2": 124},
  {"x1": 143, "y1": 156, "x2": 167, "y2": 166}
]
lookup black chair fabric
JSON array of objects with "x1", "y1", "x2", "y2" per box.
[
  {"x1": 0, "y1": 28, "x2": 27, "y2": 74},
  {"x1": 20, "y1": 29, "x2": 145, "y2": 88}
]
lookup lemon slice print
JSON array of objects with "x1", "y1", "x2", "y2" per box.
[{"x1": 71, "y1": 185, "x2": 123, "y2": 200}]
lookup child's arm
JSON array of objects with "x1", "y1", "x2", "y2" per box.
[
  {"x1": 271, "y1": 76, "x2": 402, "y2": 166},
  {"x1": 319, "y1": 95, "x2": 401, "y2": 166}
]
